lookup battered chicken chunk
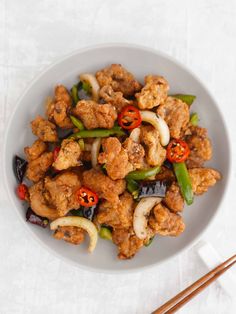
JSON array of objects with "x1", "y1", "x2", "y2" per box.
[
  {"x1": 24, "y1": 139, "x2": 47, "y2": 161},
  {"x1": 149, "y1": 203, "x2": 185, "y2": 236},
  {"x1": 163, "y1": 182, "x2": 184, "y2": 212},
  {"x1": 140, "y1": 125, "x2": 166, "y2": 166},
  {"x1": 96, "y1": 64, "x2": 142, "y2": 97},
  {"x1": 53, "y1": 226, "x2": 85, "y2": 245},
  {"x1": 53, "y1": 139, "x2": 82, "y2": 170},
  {"x1": 157, "y1": 96, "x2": 189, "y2": 138},
  {"x1": 122, "y1": 138, "x2": 145, "y2": 169},
  {"x1": 189, "y1": 168, "x2": 221, "y2": 195},
  {"x1": 82, "y1": 169, "x2": 126, "y2": 203},
  {"x1": 44, "y1": 171, "x2": 81, "y2": 217},
  {"x1": 46, "y1": 85, "x2": 73, "y2": 129},
  {"x1": 97, "y1": 192, "x2": 134, "y2": 229},
  {"x1": 31, "y1": 115, "x2": 58, "y2": 142},
  {"x1": 99, "y1": 85, "x2": 133, "y2": 112},
  {"x1": 72, "y1": 100, "x2": 117, "y2": 129},
  {"x1": 112, "y1": 228, "x2": 144, "y2": 259},
  {"x1": 155, "y1": 166, "x2": 176, "y2": 182},
  {"x1": 136, "y1": 75, "x2": 169, "y2": 109},
  {"x1": 185, "y1": 126, "x2": 212, "y2": 168},
  {"x1": 98, "y1": 137, "x2": 133, "y2": 180},
  {"x1": 26, "y1": 152, "x2": 53, "y2": 182}
]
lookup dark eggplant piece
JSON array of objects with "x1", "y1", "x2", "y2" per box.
[
  {"x1": 138, "y1": 180, "x2": 169, "y2": 199},
  {"x1": 26, "y1": 208, "x2": 49, "y2": 228},
  {"x1": 163, "y1": 160, "x2": 173, "y2": 170},
  {"x1": 13, "y1": 155, "x2": 28, "y2": 183},
  {"x1": 82, "y1": 205, "x2": 97, "y2": 220},
  {"x1": 69, "y1": 209, "x2": 83, "y2": 217}
]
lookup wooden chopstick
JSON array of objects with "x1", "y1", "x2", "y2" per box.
[{"x1": 152, "y1": 254, "x2": 236, "y2": 314}]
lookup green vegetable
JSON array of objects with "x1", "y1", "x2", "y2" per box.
[
  {"x1": 69, "y1": 127, "x2": 125, "y2": 139},
  {"x1": 126, "y1": 166, "x2": 161, "y2": 181},
  {"x1": 173, "y1": 162, "x2": 194, "y2": 205},
  {"x1": 70, "y1": 209, "x2": 83, "y2": 217},
  {"x1": 190, "y1": 112, "x2": 199, "y2": 126},
  {"x1": 82, "y1": 81, "x2": 92, "y2": 94},
  {"x1": 70, "y1": 115, "x2": 85, "y2": 131},
  {"x1": 126, "y1": 178, "x2": 139, "y2": 199},
  {"x1": 171, "y1": 94, "x2": 196, "y2": 106},
  {"x1": 145, "y1": 236, "x2": 154, "y2": 247},
  {"x1": 71, "y1": 85, "x2": 79, "y2": 105},
  {"x1": 78, "y1": 139, "x2": 85, "y2": 150},
  {"x1": 99, "y1": 227, "x2": 112, "y2": 240}
]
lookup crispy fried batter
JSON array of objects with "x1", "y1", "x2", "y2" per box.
[
  {"x1": 97, "y1": 192, "x2": 134, "y2": 229},
  {"x1": 149, "y1": 203, "x2": 185, "y2": 236},
  {"x1": 24, "y1": 139, "x2": 48, "y2": 162},
  {"x1": 53, "y1": 226, "x2": 85, "y2": 245},
  {"x1": 140, "y1": 125, "x2": 166, "y2": 166},
  {"x1": 46, "y1": 85, "x2": 73, "y2": 129},
  {"x1": 189, "y1": 168, "x2": 221, "y2": 195},
  {"x1": 26, "y1": 152, "x2": 53, "y2": 182},
  {"x1": 157, "y1": 96, "x2": 189, "y2": 138},
  {"x1": 155, "y1": 166, "x2": 176, "y2": 181},
  {"x1": 53, "y1": 139, "x2": 82, "y2": 170},
  {"x1": 163, "y1": 182, "x2": 184, "y2": 212},
  {"x1": 136, "y1": 75, "x2": 169, "y2": 109},
  {"x1": 82, "y1": 169, "x2": 126, "y2": 203},
  {"x1": 112, "y1": 228, "x2": 144, "y2": 259},
  {"x1": 31, "y1": 115, "x2": 58, "y2": 142},
  {"x1": 98, "y1": 137, "x2": 133, "y2": 180},
  {"x1": 96, "y1": 64, "x2": 141, "y2": 97},
  {"x1": 123, "y1": 138, "x2": 145, "y2": 169},
  {"x1": 72, "y1": 100, "x2": 117, "y2": 129},
  {"x1": 185, "y1": 126, "x2": 212, "y2": 168},
  {"x1": 99, "y1": 85, "x2": 133, "y2": 112}
]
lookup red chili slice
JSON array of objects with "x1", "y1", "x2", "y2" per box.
[
  {"x1": 53, "y1": 146, "x2": 60, "y2": 161},
  {"x1": 118, "y1": 105, "x2": 142, "y2": 130},
  {"x1": 77, "y1": 187, "x2": 99, "y2": 207},
  {"x1": 166, "y1": 139, "x2": 190, "y2": 163},
  {"x1": 17, "y1": 183, "x2": 28, "y2": 200}
]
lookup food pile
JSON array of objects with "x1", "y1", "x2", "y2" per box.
[{"x1": 14, "y1": 64, "x2": 221, "y2": 259}]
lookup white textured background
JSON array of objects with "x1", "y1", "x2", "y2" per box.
[{"x1": 0, "y1": 0, "x2": 236, "y2": 313}]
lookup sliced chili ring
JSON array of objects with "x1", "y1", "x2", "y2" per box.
[
  {"x1": 17, "y1": 183, "x2": 28, "y2": 201},
  {"x1": 166, "y1": 139, "x2": 190, "y2": 163},
  {"x1": 53, "y1": 146, "x2": 60, "y2": 161},
  {"x1": 77, "y1": 187, "x2": 99, "y2": 207},
  {"x1": 118, "y1": 105, "x2": 142, "y2": 130}
]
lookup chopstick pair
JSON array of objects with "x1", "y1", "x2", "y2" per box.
[{"x1": 152, "y1": 254, "x2": 236, "y2": 314}]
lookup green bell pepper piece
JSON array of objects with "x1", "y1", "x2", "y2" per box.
[
  {"x1": 173, "y1": 162, "x2": 194, "y2": 205},
  {"x1": 126, "y1": 166, "x2": 161, "y2": 181},
  {"x1": 171, "y1": 94, "x2": 196, "y2": 106}
]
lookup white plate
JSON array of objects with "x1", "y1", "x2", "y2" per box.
[{"x1": 3, "y1": 44, "x2": 231, "y2": 273}]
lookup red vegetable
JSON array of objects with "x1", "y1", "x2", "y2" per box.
[
  {"x1": 17, "y1": 183, "x2": 28, "y2": 200},
  {"x1": 118, "y1": 105, "x2": 142, "y2": 130},
  {"x1": 53, "y1": 146, "x2": 60, "y2": 161},
  {"x1": 167, "y1": 139, "x2": 190, "y2": 163},
  {"x1": 77, "y1": 187, "x2": 99, "y2": 207}
]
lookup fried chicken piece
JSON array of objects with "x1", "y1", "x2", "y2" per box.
[
  {"x1": 99, "y1": 85, "x2": 133, "y2": 112},
  {"x1": 46, "y1": 85, "x2": 73, "y2": 129},
  {"x1": 96, "y1": 64, "x2": 141, "y2": 97},
  {"x1": 44, "y1": 171, "x2": 81, "y2": 217},
  {"x1": 157, "y1": 96, "x2": 189, "y2": 139},
  {"x1": 185, "y1": 126, "x2": 212, "y2": 168},
  {"x1": 163, "y1": 182, "x2": 184, "y2": 212},
  {"x1": 98, "y1": 137, "x2": 133, "y2": 180},
  {"x1": 189, "y1": 168, "x2": 221, "y2": 195},
  {"x1": 112, "y1": 228, "x2": 144, "y2": 259},
  {"x1": 140, "y1": 125, "x2": 166, "y2": 166},
  {"x1": 136, "y1": 75, "x2": 169, "y2": 109},
  {"x1": 53, "y1": 139, "x2": 82, "y2": 170},
  {"x1": 53, "y1": 226, "x2": 85, "y2": 245},
  {"x1": 72, "y1": 100, "x2": 117, "y2": 129},
  {"x1": 31, "y1": 115, "x2": 58, "y2": 142},
  {"x1": 24, "y1": 139, "x2": 48, "y2": 162},
  {"x1": 97, "y1": 192, "x2": 134, "y2": 229},
  {"x1": 82, "y1": 169, "x2": 126, "y2": 203},
  {"x1": 155, "y1": 166, "x2": 176, "y2": 181},
  {"x1": 29, "y1": 180, "x2": 58, "y2": 220},
  {"x1": 122, "y1": 138, "x2": 145, "y2": 169},
  {"x1": 26, "y1": 152, "x2": 53, "y2": 182},
  {"x1": 149, "y1": 203, "x2": 185, "y2": 236}
]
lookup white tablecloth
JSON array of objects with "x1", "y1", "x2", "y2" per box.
[{"x1": 0, "y1": 0, "x2": 236, "y2": 313}]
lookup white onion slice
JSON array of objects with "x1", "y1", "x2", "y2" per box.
[
  {"x1": 140, "y1": 111, "x2": 170, "y2": 146},
  {"x1": 79, "y1": 73, "x2": 100, "y2": 101},
  {"x1": 91, "y1": 138, "x2": 101, "y2": 169},
  {"x1": 129, "y1": 127, "x2": 141, "y2": 143},
  {"x1": 50, "y1": 217, "x2": 98, "y2": 253},
  {"x1": 133, "y1": 197, "x2": 162, "y2": 240}
]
